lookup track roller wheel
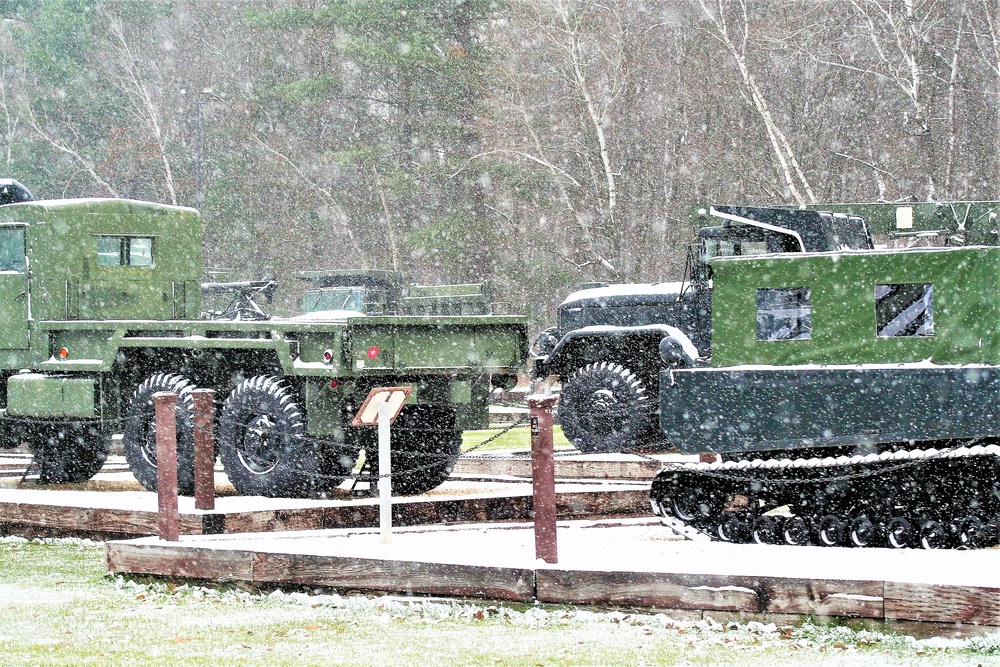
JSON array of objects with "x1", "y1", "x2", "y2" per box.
[
  {"x1": 978, "y1": 518, "x2": 1000, "y2": 548},
  {"x1": 919, "y1": 519, "x2": 952, "y2": 550},
  {"x1": 716, "y1": 511, "x2": 749, "y2": 543},
  {"x1": 848, "y1": 515, "x2": 879, "y2": 548},
  {"x1": 781, "y1": 516, "x2": 810, "y2": 546},
  {"x1": 886, "y1": 517, "x2": 916, "y2": 549},
  {"x1": 817, "y1": 515, "x2": 845, "y2": 547},
  {"x1": 957, "y1": 516, "x2": 985, "y2": 549},
  {"x1": 670, "y1": 489, "x2": 717, "y2": 523},
  {"x1": 751, "y1": 515, "x2": 781, "y2": 544}
]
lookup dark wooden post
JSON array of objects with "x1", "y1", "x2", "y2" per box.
[
  {"x1": 153, "y1": 391, "x2": 179, "y2": 542},
  {"x1": 192, "y1": 388, "x2": 216, "y2": 511},
  {"x1": 528, "y1": 394, "x2": 558, "y2": 564}
]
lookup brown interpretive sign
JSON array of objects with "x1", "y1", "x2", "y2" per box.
[{"x1": 351, "y1": 386, "x2": 413, "y2": 426}]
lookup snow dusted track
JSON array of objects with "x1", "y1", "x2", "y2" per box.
[{"x1": 652, "y1": 442, "x2": 1000, "y2": 549}]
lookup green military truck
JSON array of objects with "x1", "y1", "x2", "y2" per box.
[
  {"x1": 0, "y1": 180, "x2": 527, "y2": 498},
  {"x1": 651, "y1": 241, "x2": 1000, "y2": 549}
]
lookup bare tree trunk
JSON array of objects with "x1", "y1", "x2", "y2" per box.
[
  {"x1": 849, "y1": 0, "x2": 939, "y2": 199},
  {"x1": 24, "y1": 105, "x2": 120, "y2": 197},
  {"x1": 972, "y1": 0, "x2": 1000, "y2": 190},
  {"x1": 943, "y1": 7, "x2": 965, "y2": 192},
  {"x1": 106, "y1": 17, "x2": 177, "y2": 205},
  {"x1": 697, "y1": 0, "x2": 816, "y2": 205}
]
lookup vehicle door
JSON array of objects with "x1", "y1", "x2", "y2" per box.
[{"x1": 0, "y1": 223, "x2": 29, "y2": 349}]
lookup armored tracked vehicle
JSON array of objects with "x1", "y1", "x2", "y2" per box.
[
  {"x1": 0, "y1": 180, "x2": 527, "y2": 497},
  {"x1": 532, "y1": 206, "x2": 873, "y2": 452},
  {"x1": 650, "y1": 238, "x2": 1000, "y2": 549}
]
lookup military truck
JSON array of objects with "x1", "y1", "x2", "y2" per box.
[
  {"x1": 0, "y1": 180, "x2": 527, "y2": 498},
  {"x1": 531, "y1": 205, "x2": 874, "y2": 453},
  {"x1": 651, "y1": 242, "x2": 1000, "y2": 549}
]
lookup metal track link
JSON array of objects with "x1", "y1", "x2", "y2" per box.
[{"x1": 650, "y1": 442, "x2": 1000, "y2": 549}]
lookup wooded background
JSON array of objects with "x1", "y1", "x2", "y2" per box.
[{"x1": 1, "y1": 0, "x2": 998, "y2": 328}]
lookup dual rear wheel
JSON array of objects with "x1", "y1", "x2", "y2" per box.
[{"x1": 123, "y1": 372, "x2": 460, "y2": 498}]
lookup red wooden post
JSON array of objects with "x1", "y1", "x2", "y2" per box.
[
  {"x1": 192, "y1": 388, "x2": 216, "y2": 511},
  {"x1": 153, "y1": 391, "x2": 179, "y2": 541},
  {"x1": 528, "y1": 394, "x2": 558, "y2": 564}
]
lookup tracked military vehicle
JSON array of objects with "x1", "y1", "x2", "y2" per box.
[
  {"x1": 532, "y1": 206, "x2": 874, "y2": 452},
  {"x1": 0, "y1": 180, "x2": 527, "y2": 498},
  {"x1": 650, "y1": 236, "x2": 1000, "y2": 549}
]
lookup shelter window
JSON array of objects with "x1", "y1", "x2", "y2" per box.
[
  {"x1": 97, "y1": 236, "x2": 154, "y2": 267},
  {"x1": 756, "y1": 287, "x2": 811, "y2": 341},
  {"x1": 0, "y1": 227, "x2": 25, "y2": 273},
  {"x1": 876, "y1": 283, "x2": 933, "y2": 338}
]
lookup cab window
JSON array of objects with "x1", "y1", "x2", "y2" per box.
[
  {"x1": 0, "y1": 227, "x2": 25, "y2": 273},
  {"x1": 97, "y1": 236, "x2": 154, "y2": 267},
  {"x1": 757, "y1": 287, "x2": 812, "y2": 341}
]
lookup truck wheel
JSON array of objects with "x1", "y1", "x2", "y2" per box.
[
  {"x1": 34, "y1": 422, "x2": 108, "y2": 484},
  {"x1": 123, "y1": 373, "x2": 197, "y2": 494},
  {"x1": 364, "y1": 405, "x2": 462, "y2": 496},
  {"x1": 558, "y1": 362, "x2": 652, "y2": 453},
  {"x1": 218, "y1": 376, "x2": 342, "y2": 498}
]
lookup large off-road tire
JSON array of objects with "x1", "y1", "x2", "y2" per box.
[
  {"x1": 558, "y1": 362, "x2": 653, "y2": 453},
  {"x1": 218, "y1": 376, "x2": 350, "y2": 498},
  {"x1": 363, "y1": 405, "x2": 462, "y2": 496},
  {"x1": 32, "y1": 421, "x2": 108, "y2": 484},
  {"x1": 123, "y1": 373, "x2": 197, "y2": 494}
]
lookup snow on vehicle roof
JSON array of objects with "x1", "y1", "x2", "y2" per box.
[
  {"x1": 11, "y1": 198, "x2": 199, "y2": 215},
  {"x1": 562, "y1": 281, "x2": 685, "y2": 305},
  {"x1": 281, "y1": 309, "x2": 362, "y2": 322},
  {"x1": 709, "y1": 243, "x2": 995, "y2": 264}
]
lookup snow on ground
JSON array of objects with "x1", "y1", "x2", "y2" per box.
[{"x1": 152, "y1": 517, "x2": 1000, "y2": 589}]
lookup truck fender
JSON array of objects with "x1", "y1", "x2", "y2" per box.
[{"x1": 535, "y1": 324, "x2": 700, "y2": 378}]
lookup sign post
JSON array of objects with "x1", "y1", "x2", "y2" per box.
[
  {"x1": 378, "y1": 402, "x2": 391, "y2": 543},
  {"x1": 352, "y1": 387, "x2": 413, "y2": 545}
]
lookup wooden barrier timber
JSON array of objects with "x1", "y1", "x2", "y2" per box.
[
  {"x1": 0, "y1": 485, "x2": 649, "y2": 539},
  {"x1": 104, "y1": 522, "x2": 1000, "y2": 631}
]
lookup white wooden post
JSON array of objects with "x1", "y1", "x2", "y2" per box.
[{"x1": 378, "y1": 401, "x2": 392, "y2": 544}]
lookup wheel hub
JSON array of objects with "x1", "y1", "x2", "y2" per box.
[{"x1": 239, "y1": 414, "x2": 282, "y2": 474}]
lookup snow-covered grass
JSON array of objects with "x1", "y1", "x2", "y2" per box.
[
  {"x1": 2, "y1": 536, "x2": 1000, "y2": 666},
  {"x1": 462, "y1": 424, "x2": 572, "y2": 452}
]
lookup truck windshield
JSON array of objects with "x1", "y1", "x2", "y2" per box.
[
  {"x1": 302, "y1": 287, "x2": 366, "y2": 313},
  {"x1": 0, "y1": 227, "x2": 25, "y2": 272}
]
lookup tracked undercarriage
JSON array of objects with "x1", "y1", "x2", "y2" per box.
[{"x1": 650, "y1": 442, "x2": 1000, "y2": 550}]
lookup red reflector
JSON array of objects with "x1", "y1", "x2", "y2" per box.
[
  {"x1": 323, "y1": 349, "x2": 334, "y2": 362},
  {"x1": 367, "y1": 346, "x2": 380, "y2": 359},
  {"x1": 329, "y1": 380, "x2": 339, "y2": 390}
]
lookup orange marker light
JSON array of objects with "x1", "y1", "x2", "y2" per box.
[
  {"x1": 59, "y1": 347, "x2": 69, "y2": 359},
  {"x1": 367, "y1": 346, "x2": 380, "y2": 359}
]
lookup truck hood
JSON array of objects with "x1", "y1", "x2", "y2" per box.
[{"x1": 560, "y1": 281, "x2": 688, "y2": 308}]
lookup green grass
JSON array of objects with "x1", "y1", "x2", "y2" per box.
[
  {"x1": 462, "y1": 424, "x2": 572, "y2": 453},
  {"x1": 3, "y1": 538, "x2": 1000, "y2": 666}
]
